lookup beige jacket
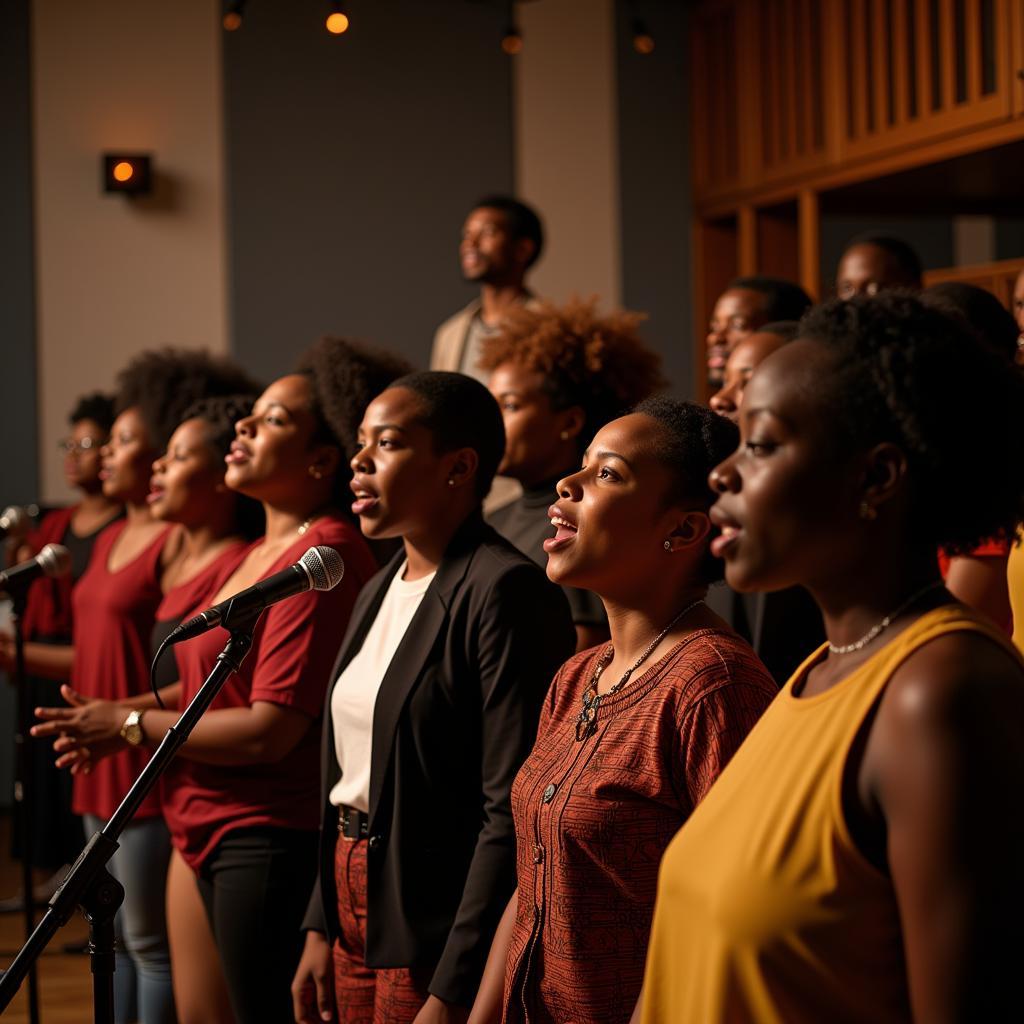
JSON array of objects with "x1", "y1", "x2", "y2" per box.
[{"x1": 430, "y1": 299, "x2": 482, "y2": 372}]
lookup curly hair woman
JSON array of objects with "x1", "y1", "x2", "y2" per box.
[
  {"x1": 641, "y1": 293, "x2": 1024, "y2": 1023},
  {"x1": 478, "y1": 298, "x2": 665, "y2": 650},
  {"x1": 35, "y1": 350, "x2": 258, "y2": 1024},
  {"x1": 39, "y1": 339, "x2": 407, "y2": 1023}
]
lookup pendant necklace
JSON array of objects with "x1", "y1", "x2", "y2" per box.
[{"x1": 575, "y1": 598, "x2": 704, "y2": 742}]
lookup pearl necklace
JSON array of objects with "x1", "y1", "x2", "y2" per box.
[
  {"x1": 575, "y1": 598, "x2": 704, "y2": 742},
  {"x1": 827, "y1": 582, "x2": 944, "y2": 655}
]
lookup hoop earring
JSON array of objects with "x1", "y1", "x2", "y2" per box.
[{"x1": 663, "y1": 540, "x2": 672, "y2": 551}]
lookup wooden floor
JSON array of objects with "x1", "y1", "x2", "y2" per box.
[{"x1": 0, "y1": 813, "x2": 92, "y2": 1022}]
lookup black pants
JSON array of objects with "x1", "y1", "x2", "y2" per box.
[{"x1": 197, "y1": 826, "x2": 318, "y2": 1024}]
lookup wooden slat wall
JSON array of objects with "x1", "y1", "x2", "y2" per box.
[{"x1": 691, "y1": 0, "x2": 1018, "y2": 201}]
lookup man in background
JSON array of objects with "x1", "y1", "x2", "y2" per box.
[{"x1": 431, "y1": 196, "x2": 544, "y2": 384}]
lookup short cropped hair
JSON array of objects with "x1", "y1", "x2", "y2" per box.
[
  {"x1": 728, "y1": 277, "x2": 813, "y2": 322},
  {"x1": 800, "y1": 292, "x2": 1024, "y2": 554},
  {"x1": 389, "y1": 371, "x2": 506, "y2": 501},
  {"x1": 472, "y1": 195, "x2": 545, "y2": 268},
  {"x1": 843, "y1": 234, "x2": 923, "y2": 286},
  {"x1": 632, "y1": 396, "x2": 740, "y2": 584}
]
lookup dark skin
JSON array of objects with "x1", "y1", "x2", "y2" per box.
[
  {"x1": 705, "y1": 287, "x2": 772, "y2": 387},
  {"x1": 835, "y1": 242, "x2": 921, "y2": 299},
  {"x1": 486, "y1": 362, "x2": 607, "y2": 651},
  {"x1": 460, "y1": 207, "x2": 535, "y2": 327},
  {"x1": 0, "y1": 417, "x2": 121, "y2": 679},
  {"x1": 294, "y1": 385, "x2": 481, "y2": 1024},
  {"x1": 468, "y1": 412, "x2": 729, "y2": 1024},
  {"x1": 707, "y1": 339, "x2": 1024, "y2": 1022},
  {"x1": 708, "y1": 330, "x2": 792, "y2": 424},
  {"x1": 1013, "y1": 268, "x2": 1024, "y2": 366}
]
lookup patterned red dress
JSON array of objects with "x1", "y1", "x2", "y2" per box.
[{"x1": 501, "y1": 628, "x2": 776, "y2": 1024}]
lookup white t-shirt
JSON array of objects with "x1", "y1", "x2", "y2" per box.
[{"x1": 328, "y1": 562, "x2": 435, "y2": 813}]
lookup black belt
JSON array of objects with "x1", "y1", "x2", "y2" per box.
[{"x1": 337, "y1": 805, "x2": 370, "y2": 839}]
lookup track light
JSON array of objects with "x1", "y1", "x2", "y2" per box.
[
  {"x1": 632, "y1": 18, "x2": 654, "y2": 54},
  {"x1": 326, "y1": 1, "x2": 350, "y2": 35},
  {"x1": 223, "y1": 0, "x2": 244, "y2": 32}
]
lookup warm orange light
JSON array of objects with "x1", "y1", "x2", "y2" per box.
[
  {"x1": 112, "y1": 161, "x2": 135, "y2": 183},
  {"x1": 501, "y1": 32, "x2": 523, "y2": 55},
  {"x1": 223, "y1": 11, "x2": 242, "y2": 31},
  {"x1": 633, "y1": 33, "x2": 655, "y2": 55},
  {"x1": 326, "y1": 11, "x2": 350, "y2": 34}
]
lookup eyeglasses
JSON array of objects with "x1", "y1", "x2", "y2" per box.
[{"x1": 58, "y1": 437, "x2": 104, "y2": 455}]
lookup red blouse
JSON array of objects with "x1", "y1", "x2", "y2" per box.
[
  {"x1": 161, "y1": 516, "x2": 376, "y2": 871},
  {"x1": 501, "y1": 629, "x2": 777, "y2": 1024},
  {"x1": 19, "y1": 506, "x2": 77, "y2": 641},
  {"x1": 71, "y1": 520, "x2": 172, "y2": 820},
  {"x1": 151, "y1": 540, "x2": 252, "y2": 690}
]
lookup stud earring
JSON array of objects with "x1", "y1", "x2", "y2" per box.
[
  {"x1": 663, "y1": 540, "x2": 672, "y2": 551},
  {"x1": 560, "y1": 430, "x2": 570, "y2": 441},
  {"x1": 447, "y1": 478, "x2": 455, "y2": 487},
  {"x1": 308, "y1": 466, "x2": 323, "y2": 480},
  {"x1": 858, "y1": 501, "x2": 877, "y2": 521}
]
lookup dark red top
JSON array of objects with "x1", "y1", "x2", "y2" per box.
[
  {"x1": 71, "y1": 519, "x2": 172, "y2": 820},
  {"x1": 162, "y1": 516, "x2": 377, "y2": 870},
  {"x1": 151, "y1": 540, "x2": 252, "y2": 691},
  {"x1": 502, "y1": 629, "x2": 777, "y2": 1024},
  {"x1": 20, "y1": 506, "x2": 77, "y2": 641},
  {"x1": 938, "y1": 537, "x2": 1013, "y2": 634}
]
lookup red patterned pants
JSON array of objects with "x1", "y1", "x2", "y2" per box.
[{"x1": 333, "y1": 834, "x2": 432, "y2": 1024}]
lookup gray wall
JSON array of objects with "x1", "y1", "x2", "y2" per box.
[
  {"x1": 1, "y1": 0, "x2": 39, "y2": 508},
  {"x1": 224, "y1": 0, "x2": 515, "y2": 380},
  {"x1": 615, "y1": 0, "x2": 694, "y2": 398},
  {"x1": 0, "y1": 0, "x2": 37, "y2": 806}
]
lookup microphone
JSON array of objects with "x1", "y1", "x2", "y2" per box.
[
  {"x1": 0, "y1": 543, "x2": 72, "y2": 595},
  {"x1": 167, "y1": 545, "x2": 345, "y2": 643},
  {"x1": 0, "y1": 506, "x2": 30, "y2": 541}
]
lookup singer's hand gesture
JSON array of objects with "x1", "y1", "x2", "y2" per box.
[{"x1": 32, "y1": 684, "x2": 125, "y2": 771}]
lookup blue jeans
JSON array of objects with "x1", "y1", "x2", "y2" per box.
[{"x1": 83, "y1": 815, "x2": 175, "y2": 1024}]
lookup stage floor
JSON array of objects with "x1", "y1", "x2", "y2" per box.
[{"x1": 0, "y1": 811, "x2": 92, "y2": 1023}]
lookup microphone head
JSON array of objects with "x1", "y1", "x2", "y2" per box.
[
  {"x1": 37, "y1": 543, "x2": 72, "y2": 580},
  {"x1": 0, "y1": 506, "x2": 30, "y2": 539},
  {"x1": 299, "y1": 545, "x2": 345, "y2": 592}
]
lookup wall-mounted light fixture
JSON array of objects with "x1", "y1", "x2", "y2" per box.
[{"x1": 102, "y1": 154, "x2": 153, "y2": 196}]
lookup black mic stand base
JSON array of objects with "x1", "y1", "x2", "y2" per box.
[{"x1": 0, "y1": 627, "x2": 255, "y2": 1021}]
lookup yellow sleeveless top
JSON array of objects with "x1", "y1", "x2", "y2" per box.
[
  {"x1": 1009, "y1": 540, "x2": 1024, "y2": 653},
  {"x1": 641, "y1": 605, "x2": 1019, "y2": 1024}
]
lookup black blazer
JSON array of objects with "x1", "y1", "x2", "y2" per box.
[{"x1": 303, "y1": 514, "x2": 575, "y2": 1006}]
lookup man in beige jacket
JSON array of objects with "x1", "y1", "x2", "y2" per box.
[{"x1": 431, "y1": 196, "x2": 543, "y2": 383}]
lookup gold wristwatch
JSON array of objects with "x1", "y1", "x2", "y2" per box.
[{"x1": 120, "y1": 709, "x2": 146, "y2": 746}]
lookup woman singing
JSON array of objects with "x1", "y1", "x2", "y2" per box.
[
  {"x1": 39, "y1": 339, "x2": 406, "y2": 1023},
  {"x1": 641, "y1": 294, "x2": 1024, "y2": 1022},
  {"x1": 468, "y1": 398, "x2": 776, "y2": 1024},
  {"x1": 292, "y1": 371, "x2": 576, "y2": 1024}
]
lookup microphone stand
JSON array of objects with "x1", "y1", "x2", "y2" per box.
[
  {"x1": 8, "y1": 592, "x2": 40, "y2": 1024},
  {"x1": 0, "y1": 623, "x2": 257, "y2": 1022}
]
